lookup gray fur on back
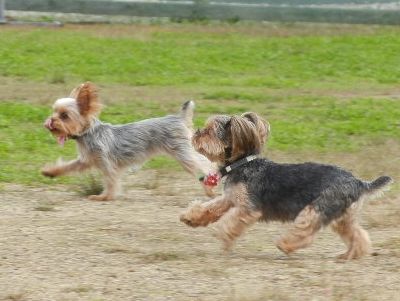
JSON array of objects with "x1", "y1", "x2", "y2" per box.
[{"x1": 76, "y1": 113, "x2": 210, "y2": 175}]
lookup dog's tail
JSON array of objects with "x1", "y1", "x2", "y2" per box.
[
  {"x1": 363, "y1": 176, "x2": 393, "y2": 198},
  {"x1": 180, "y1": 100, "x2": 195, "y2": 127}
]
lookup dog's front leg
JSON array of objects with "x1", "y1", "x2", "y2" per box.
[
  {"x1": 88, "y1": 168, "x2": 121, "y2": 201},
  {"x1": 42, "y1": 159, "x2": 89, "y2": 178},
  {"x1": 180, "y1": 195, "x2": 233, "y2": 227}
]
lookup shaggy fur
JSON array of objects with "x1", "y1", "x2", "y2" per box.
[
  {"x1": 42, "y1": 82, "x2": 214, "y2": 201},
  {"x1": 180, "y1": 113, "x2": 393, "y2": 259}
]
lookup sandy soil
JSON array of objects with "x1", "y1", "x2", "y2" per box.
[{"x1": 0, "y1": 170, "x2": 399, "y2": 301}]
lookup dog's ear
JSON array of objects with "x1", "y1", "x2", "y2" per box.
[
  {"x1": 69, "y1": 85, "x2": 81, "y2": 99},
  {"x1": 241, "y1": 112, "x2": 270, "y2": 145},
  {"x1": 71, "y1": 82, "x2": 101, "y2": 117},
  {"x1": 229, "y1": 115, "x2": 262, "y2": 161}
]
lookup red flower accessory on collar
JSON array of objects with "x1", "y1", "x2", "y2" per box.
[{"x1": 203, "y1": 173, "x2": 220, "y2": 186}]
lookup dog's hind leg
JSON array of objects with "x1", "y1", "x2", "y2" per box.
[
  {"x1": 276, "y1": 205, "x2": 322, "y2": 255},
  {"x1": 331, "y1": 202, "x2": 371, "y2": 260}
]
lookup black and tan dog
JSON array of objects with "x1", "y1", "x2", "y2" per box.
[{"x1": 180, "y1": 113, "x2": 392, "y2": 260}]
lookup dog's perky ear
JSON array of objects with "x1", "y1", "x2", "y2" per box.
[
  {"x1": 241, "y1": 112, "x2": 270, "y2": 145},
  {"x1": 70, "y1": 82, "x2": 101, "y2": 117},
  {"x1": 229, "y1": 115, "x2": 262, "y2": 162}
]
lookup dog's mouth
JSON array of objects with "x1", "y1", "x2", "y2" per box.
[
  {"x1": 56, "y1": 135, "x2": 67, "y2": 146},
  {"x1": 44, "y1": 118, "x2": 68, "y2": 146}
]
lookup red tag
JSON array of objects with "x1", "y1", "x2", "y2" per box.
[{"x1": 203, "y1": 173, "x2": 219, "y2": 186}]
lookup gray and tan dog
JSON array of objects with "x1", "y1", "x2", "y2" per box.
[
  {"x1": 42, "y1": 82, "x2": 213, "y2": 200},
  {"x1": 180, "y1": 113, "x2": 393, "y2": 259}
]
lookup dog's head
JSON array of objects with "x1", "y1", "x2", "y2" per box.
[
  {"x1": 192, "y1": 112, "x2": 270, "y2": 165},
  {"x1": 44, "y1": 82, "x2": 101, "y2": 146}
]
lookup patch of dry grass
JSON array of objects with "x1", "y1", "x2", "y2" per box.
[
  {"x1": 34, "y1": 203, "x2": 57, "y2": 212},
  {"x1": 76, "y1": 174, "x2": 104, "y2": 197},
  {"x1": 62, "y1": 285, "x2": 93, "y2": 294},
  {"x1": 139, "y1": 251, "x2": 187, "y2": 263},
  {"x1": 1, "y1": 293, "x2": 26, "y2": 301}
]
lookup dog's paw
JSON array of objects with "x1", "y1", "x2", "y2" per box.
[
  {"x1": 275, "y1": 239, "x2": 293, "y2": 255},
  {"x1": 336, "y1": 251, "x2": 362, "y2": 260},
  {"x1": 179, "y1": 214, "x2": 199, "y2": 227},
  {"x1": 41, "y1": 166, "x2": 58, "y2": 178}
]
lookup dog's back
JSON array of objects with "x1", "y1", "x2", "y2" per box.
[
  {"x1": 76, "y1": 102, "x2": 197, "y2": 166},
  {"x1": 225, "y1": 158, "x2": 391, "y2": 224}
]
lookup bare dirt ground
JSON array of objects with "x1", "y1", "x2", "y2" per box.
[{"x1": 0, "y1": 170, "x2": 399, "y2": 301}]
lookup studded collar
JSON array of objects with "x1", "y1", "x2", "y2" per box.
[{"x1": 219, "y1": 155, "x2": 258, "y2": 177}]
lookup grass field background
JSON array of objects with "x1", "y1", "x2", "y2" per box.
[{"x1": 0, "y1": 23, "x2": 399, "y2": 187}]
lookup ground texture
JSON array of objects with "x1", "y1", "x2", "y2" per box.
[{"x1": 0, "y1": 171, "x2": 399, "y2": 301}]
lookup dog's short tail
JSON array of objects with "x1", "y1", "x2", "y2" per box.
[
  {"x1": 363, "y1": 176, "x2": 393, "y2": 198},
  {"x1": 180, "y1": 100, "x2": 195, "y2": 127}
]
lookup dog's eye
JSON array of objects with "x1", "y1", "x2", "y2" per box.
[{"x1": 60, "y1": 112, "x2": 69, "y2": 120}]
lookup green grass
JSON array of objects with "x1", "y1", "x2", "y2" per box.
[
  {"x1": 0, "y1": 24, "x2": 399, "y2": 185},
  {"x1": 202, "y1": 92, "x2": 400, "y2": 151},
  {"x1": 0, "y1": 95, "x2": 399, "y2": 184},
  {"x1": 1, "y1": 27, "x2": 400, "y2": 88}
]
